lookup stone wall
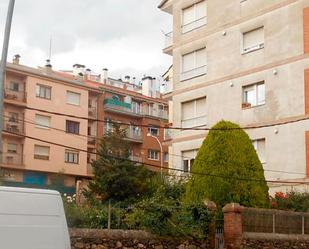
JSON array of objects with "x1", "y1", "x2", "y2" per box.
[
  {"x1": 70, "y1": 229, "x2": 210, "y2": 249},
  {"x1": 242, "y1": 239, "x2": 309, "y2": 249}
]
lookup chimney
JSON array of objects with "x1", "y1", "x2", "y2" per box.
[
  {"x1": 44, "y1": 59, "x2": 52, "y2": 73},
  {"x1": 85, "y1": 68, "x2": 91, "y2": 80},
  {"x1": 142, "y1": 76, "x2": 154, "y2": 97},
  {"x1": 124, "y1": 75, "x2": 130, "y2": 83},
  {"x1": 132, "y1": 77, "x2": 136, "y2": 85},
  {"x1": 13, "y1": 54, "x2": 20, "y2": 65},
  {"x1": 73, "y1": 64, "x2": 86, "y2": 77},
  {"x1": 100, "y1": 68, "x2": 108, "y2": 84}
]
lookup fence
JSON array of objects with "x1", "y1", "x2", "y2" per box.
[{"x1": 243, "y1": 207, "x2": 309, "y2": 235}]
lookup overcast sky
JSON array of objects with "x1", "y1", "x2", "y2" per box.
[{"x1": 0, "y1": 0, "x2": 172, "y2": 79}]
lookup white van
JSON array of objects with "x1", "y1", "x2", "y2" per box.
[{"x1": 0, "y1": 186, "x2": 71, "y2": 249}]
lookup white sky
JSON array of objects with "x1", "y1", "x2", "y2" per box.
[{"x1": 0, "y1": 0, "x2": 172, "y2": 79}]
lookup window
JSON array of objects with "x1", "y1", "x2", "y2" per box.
[
  {"x1": 65, "y1": 150, "x2": 79, "y2": 164},
  {"x1": 34, "y1": 145, "x2": 50, "y2": 160},
  {"x1": 182, "y1": 48, "x2": 207, "y2": 80},
  {"x1": 242, "y1": 27, "x2": 264, "y2": 54},
  {"x1": 148, "y1": 149, "x2": 159, "y2": 161},
  {"x1": 7, "y1": 143, "x2": 17, "y2": 154},
  {"x1": 35, "y1": 114, "x2": 50, "y2": 129},
  {"x1": 164, "y1": 153, "x2": 169, "y2": 162},
  {"x1": 8, "y1": 112, "x2": 19, "y2": 123},
  {"x1": 9, "y1": 81, "x2": 19, "y2": 91},
  {"x1": 36, "y1": 84, "x2": 51, "y2": 99},
  {"x1": 242, "y1": 82, "x2": 265, "y2": 108},
  {"x1": 252, "y1": 139, "x2": 266, "y2": 163},
  {"x1": 132, "y1": 101, "x2": 141, "y2": 114},
  {"x1": 181, "y1": 97, "x2": 207, "y2": 128},
  {"x1": 66, "y1": 91, "x2": 81, "y2": 105},
  {"x1": 66, "y1": 120, "x2": 80, "y2": 134},
  {"x1": 182, "y1": 1, "x2": 207, "y2": 33},
  {"x1": 148, "y1": 126, "x2": 159, "y2": 136},
  {"x1": 182, "y1": 150, "x2": 198, "y2": 173}
]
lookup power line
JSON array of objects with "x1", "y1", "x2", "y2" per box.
[
  {"x1": 3, "y1": 128, "x2": 309, "y2": 185},
  {"x1": 3, "y1": 115, "x2": 307, "y2": 177},
  {"x1": 24, "y1": 106, "x2": 309, "y2": 131}
]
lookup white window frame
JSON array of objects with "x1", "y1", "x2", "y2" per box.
[
  {"x1": 241, "y1": 27, "x2": 264, "y2": 54},
  {"x1": 252, "y1": 138, "x2": 266, "y2": 164},
  {"x1": 182, "y1": 1, "x2": 207, "y2": 34},
  {"x1": 65, "y1": 150, "x2": 79, "y2": 164},
  {"x1": 35, "y1": 114, "x2": 51, "y2": 129},
  {"x1": 182, "y1": 150, "x2": 198, "y2": 173},
  {"x1": 242, "y1": 82, "x2": 265, "y2": 109},
  {"x1": 66, "y1": 91, "x2": 81, "y2": 106},
  {"x1": 36, "y1": 84, "x2": 51, "y2": 99},
  {"x1": 181, "y1": 48, "x2": 207, "y2": 81},
  {"x1": 34, "y1": 145, "x2": 50, "y2": 160},
  {"x1": 148, "y1": 126, "x2": 159, "y2": 136},
  {"x1": 181, "y1": 97, "x2": 207, "y2": 128},
  {"x1": 148, "y1": 149, "x2": 160, "y2": 161}
]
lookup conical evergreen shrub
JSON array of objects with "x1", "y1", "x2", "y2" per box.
[{"x1": 184, "y1": 120, "x2": 269, "y2": 208}]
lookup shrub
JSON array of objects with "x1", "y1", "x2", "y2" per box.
[
  {"x1": 271, "y1": 191, "x2": 309, "y2": 212},
  {"x1": 184, "y1": 120, "x2": 269, "y2": 208}
]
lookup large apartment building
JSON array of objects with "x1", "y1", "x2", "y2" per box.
[
  {"x1": 159, "y1": 0, "x2": 309, "y2": 193},
  {"x1": 1, "y1": 56, "x2": 168, "y2": 193}
]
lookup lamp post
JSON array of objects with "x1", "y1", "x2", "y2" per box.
[{"x1": 147, "y1": 133, "x2": 163, "y2": 177}]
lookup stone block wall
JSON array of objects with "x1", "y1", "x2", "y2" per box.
[{"x1": 70, "y1": 229, "x2": 210, "y2": 249}]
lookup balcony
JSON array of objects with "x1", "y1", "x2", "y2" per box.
[
  {"x1": 181, "y1": 65, "x2": 207, "y2": 81},
  {"x1": 104, "y1": 98, "x2": 143, "y2": 117},
  {"x1": 144, "y1": 109, "x2": 168, "y2": 120},
  {"x1": 4, "y1": 88, "x2": 26, "y2": 104},
  {"x1": 163, "y1": 32, "x2": 173, "y2": 55},
  {"x1": 164, "y1": 128, "x2": 172, "y2": 141},
  {"x1": 125, "y1": 127, "x2": 143, "y2": 143},
  {"x1": 88, "y1": 106, "x2": 97, "y2": 119},
  {"x1": 4, "y1": 119, "x2": 24, "y2": 136},
  {"x1": 2, "y1": 153, "x2": 24, "y2": 167},
  {"x1": 87, "y1": 136, "x2": 96, "y2": 146},
  {"x1": 129, "y1": 155, "x2": 142, "y2": 163},
  {"x1": 182, "y1": 16, "x2": 207, "y2": 34}
]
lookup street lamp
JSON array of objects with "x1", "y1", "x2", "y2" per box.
[{"x1": 147, "y1": 133, "x2": 163, "y2": 177}]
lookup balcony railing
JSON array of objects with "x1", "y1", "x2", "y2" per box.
[
  {"x1": 126, "y1": 127, "x2": 142, "y2": 142},
  {"x1": 2, "y1": 153, "x2": 24, "y2": 166},
  {"x1": 182, "y1": 16, "x2": 207, "y2": 34},
  {"x1": 144, "y1": 109, "x2": 168, "y2": 120},
  {"x1": 129, "y1": 155, "x2": 142, "y2": 163},
  {"x1": 4, "y1": 119, "x2": 24, "y2": 135},
  {"x1": 87, "y1": 136, "x2": 96, "y2": 145},
  {"x1": 181, "y1": 115, "x2": 207, "y2": 129},
  {"x1": 164, "y1": 128, "x2": 172, "y2": 140},
  {"x1": 4, "y1": 88, "x2": 26, "y2": 103},
  {"x1": 104, "y1": 98, "x2": 143, "y2": 116},
  {"x1": 181, "y1": 65, "x2": 207, "y2": 81},
  {"x1": 88, "y1": 106, "x2": 97, "y2": 118},
  {"x1": 164, "y1": 32, "x2": 173, "y2": 49}
]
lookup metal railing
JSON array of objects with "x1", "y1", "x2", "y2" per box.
[
  {"x1": 243, "y1": 208, "x2": 309, "y2": 235},
  {"x1": 87, "y1": 136, "x2": 96, "y2": 145},
  {"x1": 88, "y1": 106, "x2": 97, "y2": 118},
  {"x1": 181, "y1": 115, "x2": 207, "y2": 129},
  {"x1": 2, "y1": 153, "x2": 24, "y2": 166},
  {"x1": 126, "y1": 127, "x2": 142, "y2": 141},
  {"x1": 164, "y1": 31, "x2": 173, "y2": 48},
  {"x1": 4, "y1": 119, "x2": 24, "y2": 134},
  {"x1": 182, "y1": 16, "x2": 207, "y2": 33},
  {"x1": 181, "y1": 65, "x2": 207, "y2": 81},
  {"x1": 129, "y1": 155, "x2": 142, "y2": 163},
  {"x1": 4, "y1": 88, "x2": 26, "y2": 102}
]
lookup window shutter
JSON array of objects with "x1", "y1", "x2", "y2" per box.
[
  {"x1": 34, "y1": 146, "x2": 49, "y2": 156},
  {"x1": 243, "y1": 27, "x2": 264, "y2": 50},
  {"x1": 182, "y1": 100, "x2": 195, "y2": 120},
  {"x1": 183, "y1": 5, "x2": 195, "y2": 26},
  {"x1": 182, "y1": 52, "x2": 195, "y2": 72},
  {"x1": 67, "y1": 91, "x2": 81, "y2": 105},
  {"x1": 195, "y1": 48, "x2": 207, "y2": 68},
  {"x1": 8, "y1": 143, "x2": 17, "y2": 152},
  {"x1": 257, "y1": 83, "x2": 265, "y2": 105},
  {"x1": 35, "y1": 115, "x2": 50, "y2": 128},
  {"x1": 195, "y1": 1, "x2": 207, "y2": 20},
  {"x1": 195, "y1": 97, "x2": 206, "y2": 117}
]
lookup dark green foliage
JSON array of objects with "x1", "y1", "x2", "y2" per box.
[
  {"x1": 86, "y1": 124, "x2": 155, "y2": 203},
  {"x1": 184, "y1": 120, "x2": 269, "y2": 208},
  {"x1": 125, "y1": 180, "x2": 212, "y2": 238},
  {"x1": 271, "y1": 191, "x2": 309, "y2": 212}
]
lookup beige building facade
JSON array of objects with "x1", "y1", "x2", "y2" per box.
[{"x1": 160, "y1": 0, "x2": 309, "y2": 194}]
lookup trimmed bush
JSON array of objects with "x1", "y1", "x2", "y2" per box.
[{"x1": 184, "y1": 120, "x2": 269, "y2": 208}]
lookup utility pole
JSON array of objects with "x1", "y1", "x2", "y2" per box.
[{"x1": 0, "y1": 0, "x2": 16, "y2": 164}]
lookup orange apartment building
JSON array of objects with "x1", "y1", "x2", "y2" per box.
[{"x1": 0, "y1": 56, "x2": 169, "y2": 194}]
